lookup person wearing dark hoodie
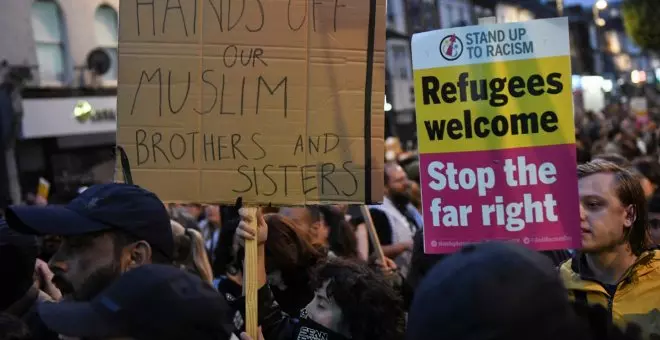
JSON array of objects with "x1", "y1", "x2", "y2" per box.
[{"x1": 0, "y1": 223, "x2": 58, "y2": 339}]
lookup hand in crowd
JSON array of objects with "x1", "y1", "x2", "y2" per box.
[
  {"x1": 236, "y1": 208, "x2": 268, "y2": 245},
  {"x1": 374, "y1": 256, "x2": 398, "y2": 276},
  {"x1": 34, "y1": 195, "x2": 48, "y2": 206},
  {"x1": 34, "y1": 258, "x2": 61, "y2": 301}
]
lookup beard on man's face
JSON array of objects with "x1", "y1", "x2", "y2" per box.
[
  {"x1": 389, "y1": 189, "x2": 411, "y2": 207},
  {"x1": 70, "y1": 261, "x2": 122, "y2": 301}
]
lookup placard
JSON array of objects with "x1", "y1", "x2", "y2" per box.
[
  {"x1": 116, "y1": 0, "x2": 385, "y2": 205},
  {"x1": 412, "y1": 18, "x2": 581, "y2": 253}
]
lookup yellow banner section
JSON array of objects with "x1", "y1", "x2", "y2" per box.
[{"x1": 414, "y1": 56, "x2": 575, "y2": 154}]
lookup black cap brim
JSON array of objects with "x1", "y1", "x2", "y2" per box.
[
  {"x1": 38, "y1": 301, "x2": 127, "y2": 338},
  {"x1": 6, "y1": 205, "x2": 111, "y2": 236}
]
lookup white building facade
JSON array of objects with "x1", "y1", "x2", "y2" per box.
[{"x1": 0, "y1": 0, "x2": 119, "y2": 202}]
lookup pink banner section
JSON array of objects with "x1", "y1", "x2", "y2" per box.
[{"x1": 419, "y1": 144, "x2": 581, "y2": 254}]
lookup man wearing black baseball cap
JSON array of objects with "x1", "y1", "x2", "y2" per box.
[
  {"x1": 38, "y1": 264, "x2": 238, "y2": 340},
  {"x1": 5, "y1": 183, "x2": 175, "y2": 302}
]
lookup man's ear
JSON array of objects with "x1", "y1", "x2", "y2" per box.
[
  {"x1": 120, "y1": 241, "x2": 153, "y2": 271},
  {"x1": 624, "y1": 205, "x2": 637, "y2": 228}
]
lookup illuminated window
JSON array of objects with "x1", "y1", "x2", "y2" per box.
[{"x1": 31, "y1": 0, "x2": 68, "y2": 84}]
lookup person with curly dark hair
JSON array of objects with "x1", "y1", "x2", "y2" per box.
[
  {"x1": 305, "y1": 258, "x2": 406, "y2": 340},
  {"x1": 234, "y1": 209, "x2": 405, "y2": 340}
]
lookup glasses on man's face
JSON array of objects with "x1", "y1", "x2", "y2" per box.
[{"x1": 650, "y1": 219, "x2": 660, "y2": 230}]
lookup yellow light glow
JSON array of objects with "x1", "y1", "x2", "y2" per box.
[{"x1": 73, "y1": 100, "x2": 94, "y2": 122}]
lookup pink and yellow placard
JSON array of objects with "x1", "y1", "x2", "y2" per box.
[{"x1": 411, "y1": 18, "x2": 581, "y2": 254}]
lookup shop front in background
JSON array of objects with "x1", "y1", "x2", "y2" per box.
[{"x1": 18, "y1": 96, "x2": 117, "y2": 203}]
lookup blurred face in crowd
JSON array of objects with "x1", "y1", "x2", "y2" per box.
[
  {"x1": 639, "y1": 176, "x2": 656, "y2": 199},
  {"x1": 49, "y1": 232, "x2": 117, "y2": 301},
  {"x1": 205, "y1": 205, "x2": 221, "y2": 226},
  {"x1": 183, "y1": 204, "x2": 203, "y2": 220},
  {"x1": 386, "y1": 165, "x2": 411, "y2": 206},
  {"x1": 281, "y1": 208, "x2": 329, "y2": 245},
  {"x1": 648, "y1": 213, "x2": 660, "y2": 245},
  {"x1": 578, "y1": 173, "x2": 634, "y2": 253},
  {"x1": 304, "y1": 280, "x2": 350, "y2": 337},
  {"x1": 49, "y1": 231, "x2": 150, "y2": 301}
]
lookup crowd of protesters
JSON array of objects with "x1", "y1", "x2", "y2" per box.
[{"x1": 1, "y1": 103, "x2": 660, "y2": 339}]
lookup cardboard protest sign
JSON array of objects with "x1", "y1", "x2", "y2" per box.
[
  {"x1": 116, "y1": 0, "x2": 385, "y2": 205},
  {"x1": 412, "y1": 18, "x2": 581, "y2": 254}
]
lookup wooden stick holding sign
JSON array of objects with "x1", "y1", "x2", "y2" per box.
[
  {"x1": 360, "y1": 205, "x2": 386, "y2": 264},
  {"x1": 242, "y1": 207, "x2": 259, "y2": 339}
]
